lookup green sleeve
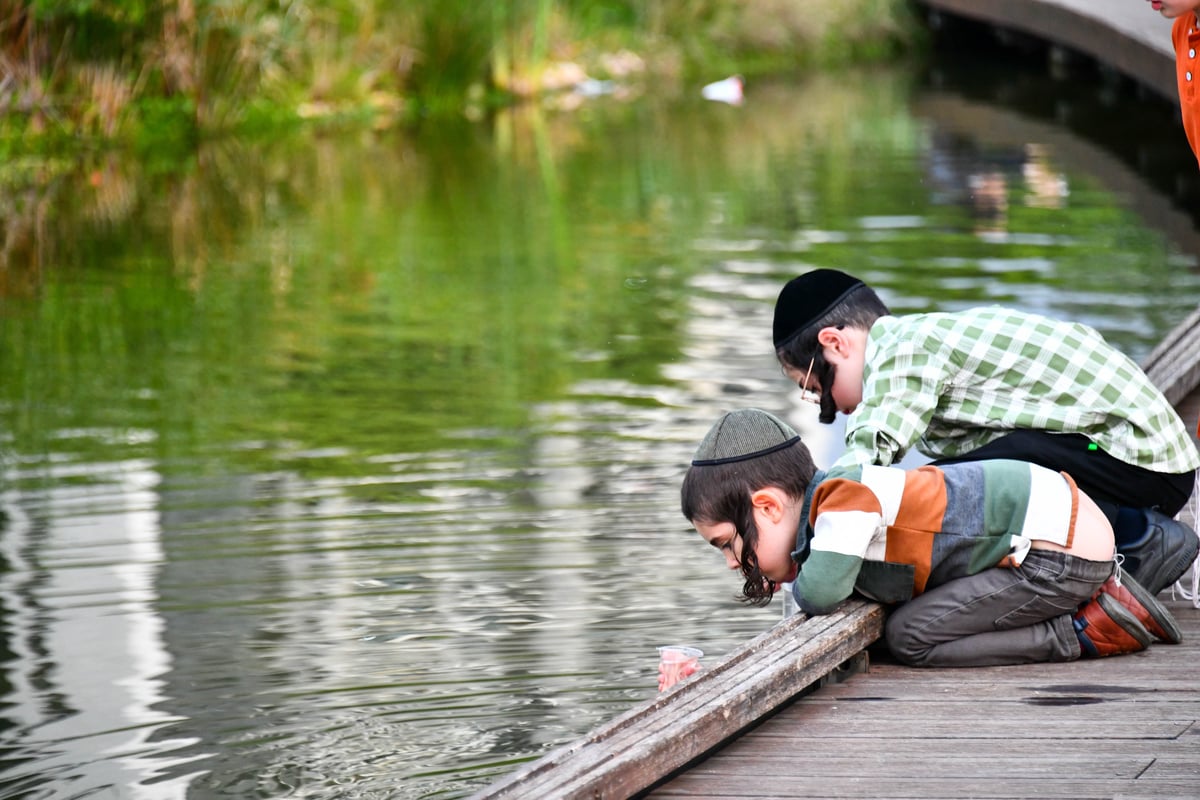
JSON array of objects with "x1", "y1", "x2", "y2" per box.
[{"x1": 793, "y1": 550, "x2": 863, "y2": 615}]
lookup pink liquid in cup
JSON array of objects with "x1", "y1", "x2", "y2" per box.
[{"x1": 657, "y1": 645, "x2": 703, "y2": 691}]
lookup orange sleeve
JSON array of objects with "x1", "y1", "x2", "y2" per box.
[{"x1": 1173, "y1": 14, "x2": 1200, "y2": 170}]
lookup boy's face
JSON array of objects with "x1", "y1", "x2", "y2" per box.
[
  {"x1": 783, "y1": 326, "x2": 867, "y2": 416},
  {"x1": 1147, "y1": 0, "x2": 1200, "y2": 18},
  {"x1": 693, "y1": 487, "x2": 802, "y2": 584}
]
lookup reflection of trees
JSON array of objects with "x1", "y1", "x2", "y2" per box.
[
  {"x1": 0, "y1": 180, "x2": 53, "y2": 295},
  {"x1": 0, "y1": 142, "x2": 253, "y2": 280},
  {"x1": 0, "y1": 98, "x2": 715, "y2": 470}
]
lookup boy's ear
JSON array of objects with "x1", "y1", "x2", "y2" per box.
[
  {"x1": 750, "y1": 488, "x2": 787, "y2": 523},
  {"x1": 816, "y1": 325, "x2": 847, "y2": 354},
  {"x1": 817, "y1": 325, "x2": 865, "y2": 362}
]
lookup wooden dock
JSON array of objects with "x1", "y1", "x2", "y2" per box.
[
  {"x1": 646, "y1": 594, "x2": 1200, "y2": 800},
  {"x1": 470, "y1": 3, "x2": 1200, "y2": 798}
]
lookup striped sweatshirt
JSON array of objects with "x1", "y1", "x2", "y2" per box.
[{"x1": 792, "y1": 459, "x2": 1081, "y2": 616}]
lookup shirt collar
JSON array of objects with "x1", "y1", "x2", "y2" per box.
[{"x1": 792, "y1": 468, "x2": 827, "y2": 563}]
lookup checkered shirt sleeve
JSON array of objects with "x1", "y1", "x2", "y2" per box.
[{"x1": 835, "y1": 308, "x2": 1200, "y2": 474}]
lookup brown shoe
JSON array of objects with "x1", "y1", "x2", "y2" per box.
[
  {"x1": 1097, "y1": 574, "x2": 1182, "y2": 644},
  {"x1": 1073, "y1": 593, "x2": 1152, "y2": 658}
]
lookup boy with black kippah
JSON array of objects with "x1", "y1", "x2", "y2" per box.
[
  {"x1": 771, "y1": 269, "x2": 1200, "y2": 598},
  {"x1": 682, "y1": 408, "x2": 1182, "y2": 667}
]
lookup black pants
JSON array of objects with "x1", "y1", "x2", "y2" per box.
[{"x1": 932, "y1": 430, "x2": 1196, "y2": 521}]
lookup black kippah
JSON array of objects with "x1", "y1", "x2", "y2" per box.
[{"x1": 772, "y1": 269, "x2": 864, "y2": 349}]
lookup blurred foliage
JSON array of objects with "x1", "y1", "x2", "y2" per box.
[{"x1": 0, "y1": 0, "x2": 919, "y2": 149}]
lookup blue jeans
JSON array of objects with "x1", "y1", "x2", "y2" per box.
[{"x1": 884, "y1": 550, "x2": 1114, "y2": 667}]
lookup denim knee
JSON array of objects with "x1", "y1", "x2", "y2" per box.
[{"x1": 884, "y1": 611, "x2": 932, "y2": 666}]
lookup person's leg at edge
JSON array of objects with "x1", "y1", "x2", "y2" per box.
[{"x1": 884, "y1": 550, "x2": 1113, "y2": 668}]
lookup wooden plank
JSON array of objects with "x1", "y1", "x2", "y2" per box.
[
  {"x1": 467, "y1": 600, "x2": 886, "y2": 800},
  {"x1": 649, "y1": 777, "x2": 1200, "y2": 799},
  {"x1": 662, "y1": 760, "x2": 1200, "y2": 782},
  {"x1": 1143, "y1": 307, "x2": 1200, "y2": 406},
  {"x1": 675, "y1": 749, "x2": 1187, "y2": 771},
  {"x1": 717, "y1": 717, "x2": 1192, "y2": 739}
]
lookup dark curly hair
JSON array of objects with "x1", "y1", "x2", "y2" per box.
[{"x1": 680, "y1": 439, "x2": 817, "y2": 606}]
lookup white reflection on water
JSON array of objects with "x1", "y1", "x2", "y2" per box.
[{"x1": 0, "y1": 459, "x2": 202, "y2": 798}]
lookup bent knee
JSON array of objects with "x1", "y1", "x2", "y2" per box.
[{"x1": 884, "y1": 612, "x2": 933, "y2": 667}]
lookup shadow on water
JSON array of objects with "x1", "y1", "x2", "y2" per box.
[
  {"x1": 0, "y1": 31, "x2": 1198, "y2": 800},
  {"x1": 919, "y1": 12, "x2": 1200, "y2": 246}
]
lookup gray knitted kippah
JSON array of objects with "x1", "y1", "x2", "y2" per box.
[{"x1": 692, "y1": 409, "x2": 801, "y2": 466}]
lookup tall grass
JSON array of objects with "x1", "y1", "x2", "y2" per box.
[{"x1": 0, "y1": 0, "x2": 917, "y2": 146}]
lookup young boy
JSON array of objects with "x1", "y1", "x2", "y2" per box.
[
  {"x1": 1145, "y1": 0, "x2": 1200, "y2": 169},
  {"x1": 772, "y1": 268, "x2": 1200, "y2": 597},
  {"x1": 681, "y1": 408, "x2": 1182, "y2": 667}
]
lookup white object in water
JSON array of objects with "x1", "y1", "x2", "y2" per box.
[
  {"x1": 701, "y1": 75, "x2": 744, "y2": 105},
  {"x1": 575, "y1": 78, "x2": 615, "y2": 97}
]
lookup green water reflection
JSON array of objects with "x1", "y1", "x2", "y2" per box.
[
  {"x1": 6, "y1": 70, "x2": 1194, "y2": 472},
  {"x1": 1, "y1": 58, "x2": 1199, "y2": 799}
]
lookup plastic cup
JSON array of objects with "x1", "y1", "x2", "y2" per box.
[
  {"x1": 657, "y1": 645, "x2": 703, "y2": 691},
  {"x1": 780, "y1": 581, "x2": 799, "y2": 618}
]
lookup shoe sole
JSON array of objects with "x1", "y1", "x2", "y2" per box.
[
  {"x1": 1152, "y1": 529, "x2": 1200, "y2": 596},
  {"x1": 1096, "y1": 593, "x2": 1153, "y2": 649},
  {"x1": 1111, "y1": 575, "x2": 1183, "y2": 644}
]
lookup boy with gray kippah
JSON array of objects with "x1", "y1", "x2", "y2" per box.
[
  {"x1": 771, "y1": 268, "x2": 1200, "y2": 598},
  {"x1": 681, "y1": 408, "x2": 1181, "y2": 667}
]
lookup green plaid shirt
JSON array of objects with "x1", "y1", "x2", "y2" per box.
[{"x1": 835, "y1": 307, "x2": 1200, "y2": 474}]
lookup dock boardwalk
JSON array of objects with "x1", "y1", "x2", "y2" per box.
[
  {"x1": 648, "y1": 595, "x2": 1200, "y2": 799},
  {"x1": 467, "y1": 600, "x2": 886, "y2": 800},
  {"x1": 1143, "y1": 306, "x2": 1200, "y2": 408}
]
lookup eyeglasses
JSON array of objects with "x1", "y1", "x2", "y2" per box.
[{"x1": 796, "y1": 356, "x2": 820, "y2": 406}]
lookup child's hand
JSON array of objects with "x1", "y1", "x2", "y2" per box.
[{"x1": 657, "y1": 656, "x2": 700, "y2": 691}]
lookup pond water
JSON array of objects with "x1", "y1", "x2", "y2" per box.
[{"x1": 2, "y1": 32, "x2": 1200, "y2": 800}]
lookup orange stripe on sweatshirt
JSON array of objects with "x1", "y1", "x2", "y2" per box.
[
  {"x1": 884, "y1": 465, "x2": 947, "y2": 594},
  {"x1": 810, "y1": 479, "x2": 883, "y2": 520}
]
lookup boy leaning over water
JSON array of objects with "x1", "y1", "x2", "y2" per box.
[
  {"x1": 681, "y1": 409, "x2": 1182, "y2": 667},
  {"x1": 772, "y1": 269, "x2": 1200, "y2": 598}
]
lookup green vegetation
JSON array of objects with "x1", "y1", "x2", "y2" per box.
[{"x1": 0, "y1": 0, "x2": 918, "y2": 150}]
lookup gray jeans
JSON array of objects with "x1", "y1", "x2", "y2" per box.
[{"x1": 884, "y1": 549, "x2": 1115, "y2": 667}]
